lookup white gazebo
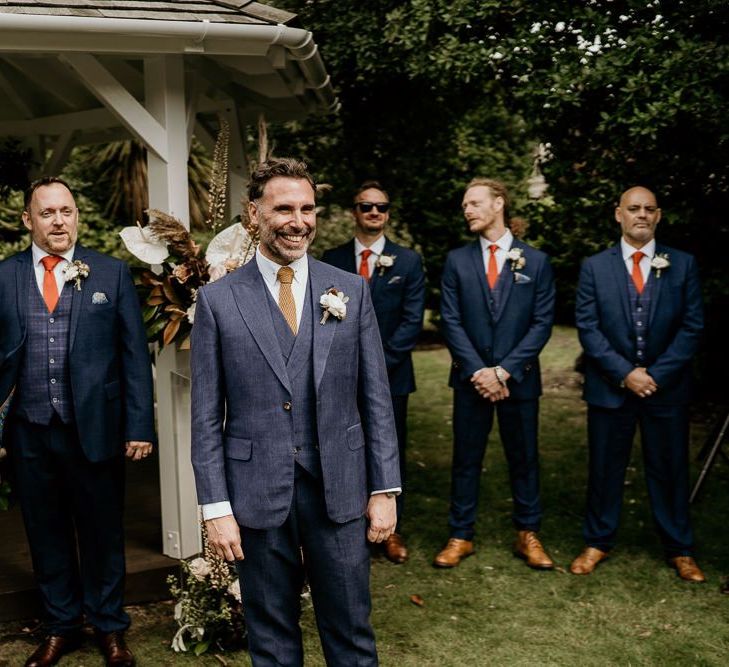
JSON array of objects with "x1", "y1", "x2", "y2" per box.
[{"x1": 0, "y1": 0, "x2": 337, "y2": 559}]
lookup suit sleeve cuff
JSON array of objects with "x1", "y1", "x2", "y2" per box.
[
  {"x1": 201, "y1": 501, "x2": 233, "y2": 521},
  {"x1": 370, "y1": 488, "x2": 402, "y2": 496}
]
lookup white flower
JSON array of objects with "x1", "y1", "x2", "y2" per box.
[
  {"x1": 63, "y1": 260, "x2": 90, "y2": 291},
  {"x1": 188, "y1": 557, "x2": 211, "y2": 580},
  {"x1": 375, "y1": 254, "x2": 396, "y2": 276},
  {"x1": 530, "y1": 22, "x2": 541, "y2": 34},
  {"x1": 651, "y1": 253, "x2": 670, "y2": 277},
  {"x1": 186, "y1": 302, "x2": 197, "y2": 324},
  {"x1": 227, "y1": 578, "x2": 242, "y2": 602},
  {"x1": 319, "y1": 288, "x2": 349, "y2": 324},
  {"x1": 555, "y1": 22, "x2": 565, "y2": 32},
  {"x1": 506, "y1": 248, "x2": 526, "y2": 271},
  {"x1": 208, "y1": 263, "x2": 228, "y2": 282},
  {"x1": 490, "y1": 51, "x2": 504, "y2": 60}
]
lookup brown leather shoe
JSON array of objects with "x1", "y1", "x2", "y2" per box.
[
  {"x1": 384, "y1": 533, "x2": 409, "y2": 564},
  {"x1": 669, "y1": 556, "x2": 706, "y2": 583},
  {"x1": 513, "y1": 530, "x2": 554, "y2": 570},
  {"x1": 25, "y1": 634, "x2": 81, "y2": 667},
  {"x1": 570, "y1": 547, "x2": 609, "y2": 575},
  {"x1": 97, "y1": 631, "x2": 135, "y2": 666},
  {"x1": 433, "y1": 538, "x2": 474, "y2": 568}
]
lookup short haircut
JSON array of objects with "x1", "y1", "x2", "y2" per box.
[
  {"x1": 248, "y1": 158, "x2": 316, "y2": 202},
  {"x1": 24, "y1": 176, "x2": 74, "y2": 210},
  {"x1": 353, "y1": 180, "x2": 389, "y2": 205},
  {"x1": 465, "y1": 177, "x2": 511, "y2": 221}
]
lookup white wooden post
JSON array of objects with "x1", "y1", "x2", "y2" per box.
[{"x1": 144, "y1": 55, "x2": 201, "y2": 559}]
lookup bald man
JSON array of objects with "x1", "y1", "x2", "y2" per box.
[{"x1": 570, "y1": 186, "x2": 705, "y2": 582}]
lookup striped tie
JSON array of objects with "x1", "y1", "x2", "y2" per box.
[{"x1": 277, "y1": 266, "x2": 297, "y2": 334}]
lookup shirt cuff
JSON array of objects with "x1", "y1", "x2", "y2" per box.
[
  {"x1": 201, "y1": 501, "x2": 233, "y2": 521},
  {"x1": 370, "y1": 488, "x2": 402, "y2": 496}
]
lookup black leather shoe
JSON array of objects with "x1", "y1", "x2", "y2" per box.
[{"x1": 25, "y1": 634, "x2": 81, "y2": 667}]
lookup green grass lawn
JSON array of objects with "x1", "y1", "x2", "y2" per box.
[{"x1": 2, "y1": 326, "x2": 728, "y2": 666}]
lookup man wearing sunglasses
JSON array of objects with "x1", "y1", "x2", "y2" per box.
[{"x1": 322, "y1": 181, "x2": 426, "y2": 564}]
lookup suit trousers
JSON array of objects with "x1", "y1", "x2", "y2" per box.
[
  {"x1": 449, "y1": 388, "x2": 542, "y2": 540},
  {"x1": 236, "y1": 465, "x2": 377, "y2": 667},
  {"x1": 584, "y1": 400, "x2": 694, "y2": 556},
  {"x1": 391, "y1": 394, "x2": 408, "y2": 530},
  {"x1": 9, "y1": 415, "x2": 129, "y2": 634}
]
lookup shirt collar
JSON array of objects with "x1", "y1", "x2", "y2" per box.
[
  {"x1": 621, "y1": 237, "x2": 655, "y2": 261},
  {"x1": 255, "y1": 247, "x2": 309, "y2": 288},
  {"x1": 31, "y1": 242, "x2": 75, "y2": 267},
  {"x1": 354, "y1": 235, "x2": 386, "y2": 257},
  {"x1": 479, "y1": 228, "x2": 513, "y2": 253}
]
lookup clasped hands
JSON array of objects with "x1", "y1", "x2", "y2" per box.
[
  {"x1": 623, "y1": 367, "x2": 658, "y2": 398},
  {"x1": 205, "y1": 494, "x2": 398, "y2": 562},
  {"x1": 125, "y1": 440, "x2": 153, "y2": 460},
  {"x1": 471, "y1": 367, "x2": 510, "y2": 402}
]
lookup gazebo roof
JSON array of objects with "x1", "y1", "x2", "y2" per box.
[{"x1": 0, "y1": 0, "x2": 337, "y2": 144}]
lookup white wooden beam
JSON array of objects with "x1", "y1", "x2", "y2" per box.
[
  {"x1": 59, "y1": 53, "x2": 168, "y2": 160},
  {"x1": 0, "y1": 108, "x2": 117, "y2": 137},
  {"x1": 0, "y1": 67, "x2": 36, "y2": 119}
]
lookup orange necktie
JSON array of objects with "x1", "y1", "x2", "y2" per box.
[
  {"x1": 41, "y1": 255, "x2": 63, "y2": 313},
  {"x1": 487, "y1": 244, "x2": 499, "y2": 289},
  {"x1": 631, "y1": 251, "x2": 645, "y2": 294},
  {"x1": 277, "y1": 266, "x2": 297, "y2": 334},
  {"x1": 359, "y1": 249, "x2": 373, "y2": 281}
]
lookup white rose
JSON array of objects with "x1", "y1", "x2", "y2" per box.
[
  {"x1": 652, "y1": 257, "x2": 670, "y2": 270},
  {"x1": 320, "y1": 292, "x2": 347, "y2": 320},
  {"x1": 188, "y1": 557, "x2": 211, "y2": 580},
  {"x1": 186, "y1": 303, "x2": 196, "y2": 324},
  {"x1": 377, "y1": 255, "x2": 394, "y2": 268},
  {"x1": 64, "y1": 265, "x2": 79, "y2": 281},
  {"x1": 506, "y1": 249, "x2": 523, "y2": 261},
  {"x1": 227, "y1": 578, "x2": 242, "y2": 602}
]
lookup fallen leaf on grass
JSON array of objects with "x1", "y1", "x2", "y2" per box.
[
  {"x1": 638, "y1": 630, "x2": 652, "y2": 638},
  {"x1": 385, "y1": 584, "x2": 396, "y2": 589},
  {"x1": 410, "y1": 594, "x2": 425, "y2": 607},
  {"x1": 554, "y1": 566, "x2": 568, "y2": 574},
  {"x1": 214, "y1": 655, "x2": 228, "y2": 666}
]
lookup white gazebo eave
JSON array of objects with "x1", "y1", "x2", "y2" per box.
[{"x1": 0, "y1": 11, "x2": 337, "y2": 560}]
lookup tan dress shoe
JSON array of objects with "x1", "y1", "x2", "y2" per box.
[
  {"x1": 669, "y1": 556, "x2": 706, "y2": 583},
  {"x1": 570, "y1": 547, "x2": 609, "y2": 575},
  {"x1": 433, "y1": 538, "x2": 474, "y2": 568},
  {"x1": 513, "y1": 530, "x2": 555, "y2": 569},
  {"x1": 384, "y1": 533, "x2": 409, "y2": 564},
  {"x1": 25, "y1": 634, "x2": 81, "y2": 667}
]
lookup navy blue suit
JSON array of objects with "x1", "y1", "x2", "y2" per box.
[
  {"x1": 321, "y1": 238, "x2": 425, "y2": 526},
  {"x1": 440, "y1": 239, "x2": 555, "y2": 539},
  {"x1": 0, "y1": 245, "x2": 155, "y2": 634},
  {"x1": 575, "y1": 243, "x2": 703, "y2": 555}
]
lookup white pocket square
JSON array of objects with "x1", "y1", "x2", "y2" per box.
[
  {"x1": 92, "y1": 292, "x2": 109, "y2": 304},
  {"x1": 387, "y1": 275, "x2": 403, "y2": 285},
  {"x1": 514, "y1": 272, "x2": 532, "y2": 284}
]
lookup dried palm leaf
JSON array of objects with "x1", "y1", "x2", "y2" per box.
[{"x1": 146, "y1": 209, "x2": 199, "y2": 259}]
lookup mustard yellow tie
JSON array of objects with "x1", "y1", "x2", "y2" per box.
[{"x1": 277, "y1": 266, "x2": 297, "y2": 334}]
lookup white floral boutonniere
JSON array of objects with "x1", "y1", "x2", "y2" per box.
[
  {"x1": 319, "y1": 287, "x2": 348, "y2": 324},
  {"x1": 650, "y1": 253, "x2": 670, "y2": 278},
  {"x1": 63, "y1": 260, "x2": 90, "y2": 291},
  {"x1": 375, "y1": 254, "x2": 396, "y2": 276},
  {"x1": 506, "y1": 247, "x2": 526, "y2": 272}
]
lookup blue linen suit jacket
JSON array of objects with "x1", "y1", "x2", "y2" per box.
[
  {"x1": 320, "y1": 237, "x2": 426, "y2": 395},
  {"x1": 0, "y1": 245, "x2": 156, "y2": 460},
  {"x1": 575, "y1": 243, "x2": 703, "y2": 408},
  {"x1": 190, "y1": 256, "x2": 401, "y2": 530},
  {"x1": 440, "y1": 239, "x2": 555, "y2": 399}
]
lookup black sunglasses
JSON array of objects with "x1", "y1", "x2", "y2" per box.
[{"x1": 355, "y1": 202, "x2": 390, "y2": 213}]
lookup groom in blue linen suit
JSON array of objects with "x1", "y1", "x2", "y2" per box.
[
  {"x1": 0, "y1": 177, "x2": 155, "y2": 666},
  {"x1": 570, "y1": 186, "x2": 705, "y2": 582},
  {"x1": 321, "y1": 180, "x2": 426, "y2": 564},
  {"x1": 191, "y1": 159, "x2": 401, "y2": 666},
  {"x1": 434, "y1": 178, "x2": 556, "y2": 570}
]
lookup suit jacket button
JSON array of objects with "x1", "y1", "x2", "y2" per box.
[{"x1": 283, "y1": 401, "x2": 292, "y2": 411}]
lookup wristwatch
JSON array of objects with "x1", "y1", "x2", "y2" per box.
[{"x1": 493, "y1": 366, "x2": 507, "y2": 386}]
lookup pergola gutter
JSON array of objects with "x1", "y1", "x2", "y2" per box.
[{"x1": 0, "y1": 13, "x2": 338, "y2": 112}]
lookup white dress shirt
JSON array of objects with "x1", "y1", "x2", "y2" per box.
[
  {"x1": 620, "y1": 237, "x2": 655, "y2": 283},
  {"x1": 31, "y1": 243, "x2": 75, "y2": 296},
  {"x1": 354, "y1": 235, "x2": 386, "y2": 275},
  {"x1": 479, "y1": 229, "x2": 514, "y2": 275}
]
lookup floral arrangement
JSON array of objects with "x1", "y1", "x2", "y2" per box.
[
  {"x1": 320, "y1": 287, "x2": 348, "y2": 324},
  {"x1": 168, "y1": 523, "x2": 246, "y2": 655},
  {"x1": 119, "y1": 120, "x2": 257, "y2": 348},
  {"x1": 651, "y1": 252, "x2": 670, "y2": 278},
  {"x1": 507, "y1": 247, "x2": 526, "y2": 271},
  {"x1": 63, "y1": 260, "x2": 90, "y2": 291}
]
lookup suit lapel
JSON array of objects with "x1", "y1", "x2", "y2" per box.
[
  {"x1": 369, "y1": 237, "x2": 394, "y2": 299},
  {"x1": 468, "y1": 241, "x2": 493, "y2": 320},
  {"x1": 648, "y1": 245, "x2": 666, "y2": 324},
  {"x1": 341, "y1": 239, "x2": 357, "y2": 274},
  {"x1": 608, "y1": 245, "x2": 632, "y2": 325},
  {"x1": 493, "y1": 240, "x2": 517, "y2": 322},
  {"x1": 309, "y1": 258, "x2": 337, "y2": 391},
  {"x1": 14, "y1": 249, "x2": 32, "y2": 336},
  {"x1": 230, "y1": 261, "x2": 292, "y2": 394},
  {"x1": 68, "y1": 245, "x2": 90, "y2": 353}
]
